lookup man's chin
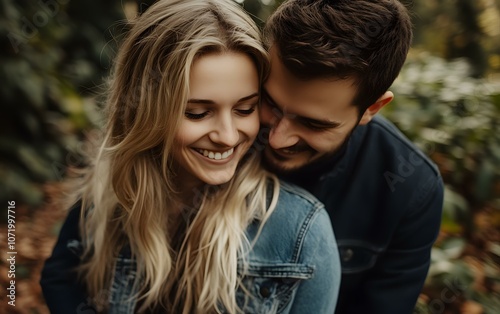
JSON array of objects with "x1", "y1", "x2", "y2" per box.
[{"x1": 262, "y1": 150, "x2": 305, "y2": 176}]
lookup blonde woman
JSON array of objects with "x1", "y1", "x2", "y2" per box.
[{"x1": 40, "y1": 0, "x2": 340, "y2": 313}]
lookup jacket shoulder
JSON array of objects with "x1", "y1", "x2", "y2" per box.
[
  {"x1": 368, "y1": 115, "x2": 440, "y2": 177},
  {"x1": 246, "y1": 181, "x2": 333, "y2": 263},
  {"x1": 278, "y1": 180, "x2": 325, "y2": 211}
]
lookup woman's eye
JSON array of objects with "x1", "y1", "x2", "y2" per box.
[
  {"x1": 185, "y1": 111, "x2": 208, "y2": 120},
  {"x1": 235, "y1": 105, "x2": 257, "y2": 116}
]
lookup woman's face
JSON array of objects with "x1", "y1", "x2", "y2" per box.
[{"x1": 173, "y1": 52, "x2": 260, "y2": 191}]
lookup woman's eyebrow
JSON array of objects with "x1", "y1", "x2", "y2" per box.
[{"x1": 187, "y1": 92, "x2": 258, "y2": 104}]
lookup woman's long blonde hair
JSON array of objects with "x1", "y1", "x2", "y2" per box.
[{"x1": 72, "y1": 0, "x2": 278, "y2": 312}]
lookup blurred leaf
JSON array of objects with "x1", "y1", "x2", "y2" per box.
[
  {"x1": 475, "y1": 160, "x2": 496, "y2": 202},
  {"x1": 0, "y1": 166, "x2": 44, "y2": 205},
  {"x1": 440, "y1": 238, "x2": 467, "y2": 259},
  {"x1": 427, "y1": 259, "x2": 475, "y2": 293},
  {"x1": 17, "y1": 144, "x2": 55, "y2": 180},
  {"x1": 471, "y1": 292, "x2": 500, "y2": 314},
  {"x1": 440, "y1": 186, "x2": 469, "y2": 234}
]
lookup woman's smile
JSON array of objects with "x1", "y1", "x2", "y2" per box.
[{"x1": 194, "y1": 146, "x2": 236, "y2": 161}]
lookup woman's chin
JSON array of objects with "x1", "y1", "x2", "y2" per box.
[{"x1": 200, "y1": 171, "x2": 236, "y2": 186}]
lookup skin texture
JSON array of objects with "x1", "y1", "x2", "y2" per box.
[
  {"x1": 260, "y1": 47, "x2": 393, "y2": 173},
  {"x1": 173, "y1": 52, "x2": 260, "y2": 192}
]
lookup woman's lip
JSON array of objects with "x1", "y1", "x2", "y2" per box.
[{"x1": 191, "y1": 146, "x2": 238, "y2": 162}]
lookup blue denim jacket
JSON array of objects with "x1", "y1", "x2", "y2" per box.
[{"x1": 41, "y1": 181, "x2": 341, "y2": 313}]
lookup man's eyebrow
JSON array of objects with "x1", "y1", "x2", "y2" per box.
[
  {"x1": 262, "y1": 88, "x2": 341, "y2": 128},
  {"x1": 187, "y1": 93, "x2": 258, "y2": 104},
  {"x1": 298, "y1": 116, "x2": 342, "y2": 128}
]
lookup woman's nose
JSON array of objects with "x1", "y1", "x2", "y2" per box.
[{"x1": 209, "y1": 114, "x2": 239, "y2": 147}]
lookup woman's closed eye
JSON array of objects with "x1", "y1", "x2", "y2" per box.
[
  {"x1": 185, "y1": 111, "x2": 209, "y2": 120},
  {"x1": 184, "y1": 103, "x2": 257, "y2": 120},
  {"x1": 235, "y1": 103, "x2": 257, "y2": 116}
]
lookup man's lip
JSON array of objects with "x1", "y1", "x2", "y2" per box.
[{"x1": 266, "y1": 146, "x2": 308, "y2": 160}]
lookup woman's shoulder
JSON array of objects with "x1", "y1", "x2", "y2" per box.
[
  {"x1": 245, "y1": 180, "x2": 332, "y2": 263},
  {"x1": 261, "y1": 178, "x2": 326, "y2": 224},
  {"x1": 276, "y1": 180, "x2": 324, "y2": 212},
  {"x1": 272, "y1": 180, "x2": 329, "y2": 233}
]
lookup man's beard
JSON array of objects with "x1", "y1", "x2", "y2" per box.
[
  {"x1": 261, "y1": 133, "x2": 354, "y2": 182},
  {"x1": 261, "y1": 146, "x2": 336, "y2": 179},
  {"x1": 261, "y1": 149, "x2": 303, "y2": 177}
]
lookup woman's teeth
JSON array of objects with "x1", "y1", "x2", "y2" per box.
[{"x1": 200, "y1": 148, "x2": 234, "y2": 160}]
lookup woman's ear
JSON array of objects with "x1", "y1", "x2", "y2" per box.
[{"x1": 358, "y1": 91, "x2": 394, "y2": 125}]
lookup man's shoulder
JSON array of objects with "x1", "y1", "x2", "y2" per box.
[
  {"x1": 319, "y1": 114, "x2": 444, "y2": 207},
  {"x1": 360, "y1": 115, "x2": 440, "y2": 177}
]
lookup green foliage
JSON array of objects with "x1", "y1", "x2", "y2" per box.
[
  {"x1": 238, "y1": 0, "x2": 282, "y2": 27},
  {"x1": 0, "y1": 0, "x2": 125, "y2": 209},
  {"x1": 385, "y1": 53, "x2": 500, "y2": 313},
  {"x1": 386, "y1": 53, "x2": 500, "y2": 212},
  {"x1": 408, "y1": 0, "x2": 500, "y2": 76}
]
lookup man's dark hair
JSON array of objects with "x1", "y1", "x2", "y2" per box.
[{"x1": 264, "y1": 0, "x2": 413, "y2": 113}]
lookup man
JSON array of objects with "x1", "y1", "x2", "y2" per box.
[{"x1": 260, "y1": 0, "x2": 444, "y2": 313}]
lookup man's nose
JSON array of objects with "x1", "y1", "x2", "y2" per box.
[{"x1": 267, "y1": 117, "x2": 300, "y2": 149}]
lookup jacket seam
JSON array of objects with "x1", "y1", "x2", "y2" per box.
[
  {"x1": 371, "y1": 117, "x2": 440, "y2": 176},
  {"x1": 279, "y1": 181, "x2": 323, "y2": 207},
  {"x1": 406, "y1": 173, "x2": 442, "y2": 218},
  {"x1": 291, "y1": 203, "x2": 322, "y2": 263}
]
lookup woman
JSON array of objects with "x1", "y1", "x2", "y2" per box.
[{"x1": 40, "y1": 0, "x2": 340, "y2": 313}]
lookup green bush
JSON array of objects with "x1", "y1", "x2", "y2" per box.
[
  {"x1": 385, "y1": 53, "x2": 500, "y2": 313},
  {"x1": 387, "y1": 53, "x2": 500, "y2": 217},
  {"x1": 0, "y1": 0, "x2": 124, "y2": 210}
]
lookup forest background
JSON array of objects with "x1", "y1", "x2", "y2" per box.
[{"x1": 0, "y1": 0, "x2": 499, "y2": 313}]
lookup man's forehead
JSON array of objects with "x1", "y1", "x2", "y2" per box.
[{"x1": 265, "y1": 75, "x2": 357, "y2": 107}]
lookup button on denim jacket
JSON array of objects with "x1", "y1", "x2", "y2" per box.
[{"x1": 41, "y1": 182, "x2": 341, "y2": 314}]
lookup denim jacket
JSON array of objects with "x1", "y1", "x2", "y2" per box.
[{"x1": 41, "y1": 181, "x2": 341, "y2": 313}]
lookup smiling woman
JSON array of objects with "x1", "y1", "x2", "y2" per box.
[
  {"x1": 39, "y1": 0, "x2": 341, "y2": 313},
  {"x1": 173, "y1": 52, "x2": 260, "y2": 188}
]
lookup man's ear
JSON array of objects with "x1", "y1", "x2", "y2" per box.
[{"x1": 358, "y1": 91, "x2": 394, "y2": 125}]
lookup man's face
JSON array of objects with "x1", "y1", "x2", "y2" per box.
[{"x1": 260, "y1": 48, "x2": 362, "y2": 174}]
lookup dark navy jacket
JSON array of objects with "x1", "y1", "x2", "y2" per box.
[{"x1": 280, "y1": 115, "x2": 444, "y2": 314}]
